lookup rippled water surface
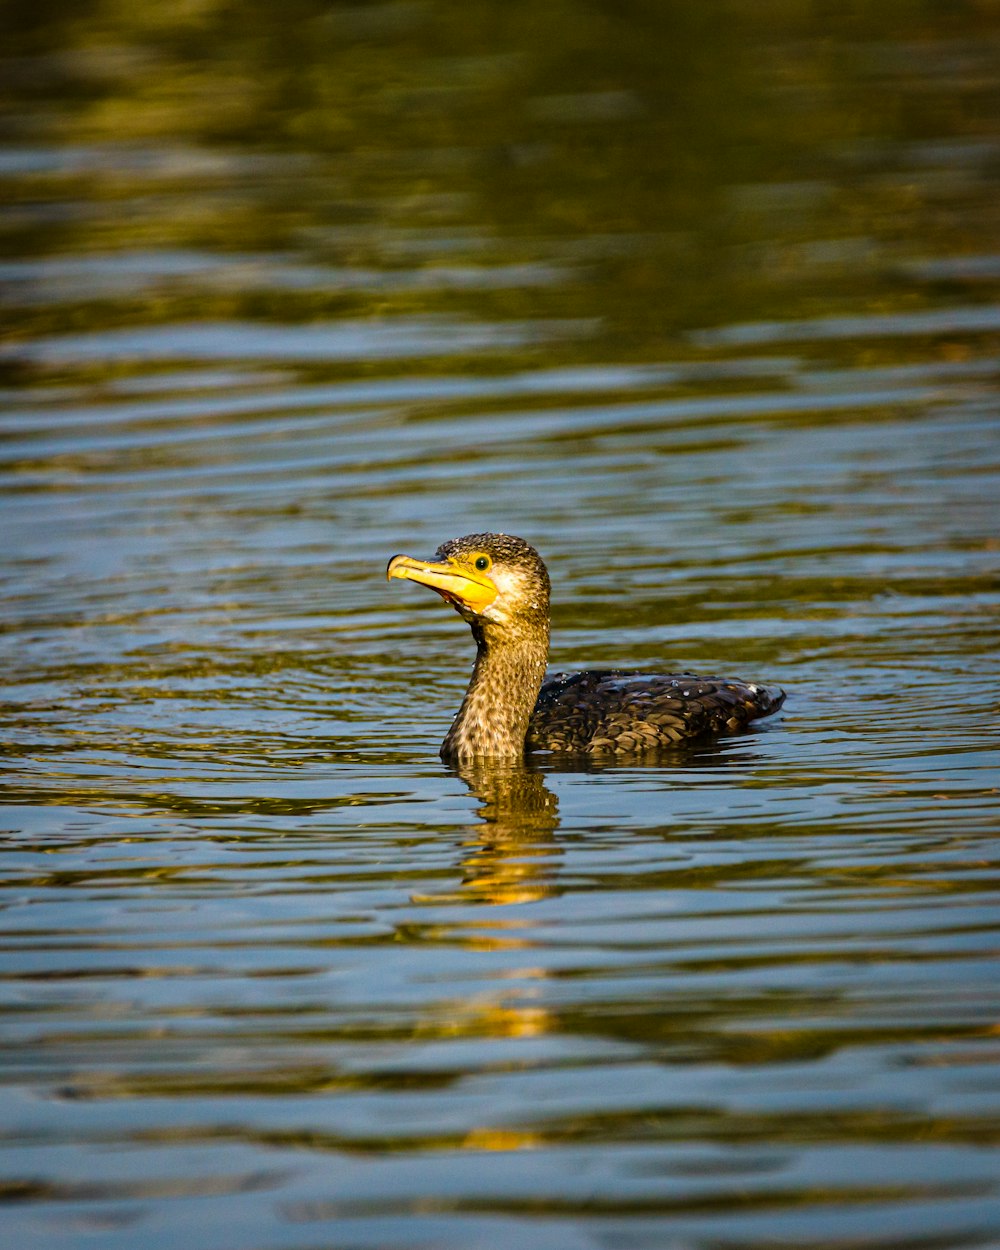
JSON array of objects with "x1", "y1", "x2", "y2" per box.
[{"x1": 2, "y1": 3, "x2": 1000, "y2": 1247}]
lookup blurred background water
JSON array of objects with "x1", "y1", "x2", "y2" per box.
[{"x1": 1, "y1": 2, "x2": 999, "y2": 1247}]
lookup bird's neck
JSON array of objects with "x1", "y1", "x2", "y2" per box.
[{"x1": 441, "y1": 622, "x2": 549, "y2": 760}]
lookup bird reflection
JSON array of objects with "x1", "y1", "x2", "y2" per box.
[
  {"x1": 444, "y1": 733, "x2": 777, "y2": 906},
  {"x1": 450, "y1": 760, "x2": 560, "y2": 905}
]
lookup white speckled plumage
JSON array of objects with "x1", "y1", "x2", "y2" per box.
[{"x1": 388, "y1": 533, "x2": 784, "y2": 761}]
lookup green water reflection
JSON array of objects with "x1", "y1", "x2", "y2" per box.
[{"x1": 4, "y1": 0, "x2": 1000, "y2": 364}]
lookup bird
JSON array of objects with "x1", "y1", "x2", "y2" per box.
[{"x1": 387, "y1": 532, "x2": 784, "y2": 762}]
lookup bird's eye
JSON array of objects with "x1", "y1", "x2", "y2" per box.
[{"x1": 474, "y1": 555, "x2": 491, "y2": 572}]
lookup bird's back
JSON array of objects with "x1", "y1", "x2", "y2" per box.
[{"x1": 527, "y1": 669, "x2": 784, "y2": 754}]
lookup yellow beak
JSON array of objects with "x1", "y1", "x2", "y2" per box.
[{"x1": 386, "y1": 553, "x2": 498, "y2": 613}]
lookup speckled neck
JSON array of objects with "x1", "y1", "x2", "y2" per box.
[{"x1": 441, "y1": 621, "x2": 550, "y2": 760}]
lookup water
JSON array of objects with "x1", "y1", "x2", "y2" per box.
[{"x1": 2, "y1": 3, "x2": 1000, "y2": 1247}]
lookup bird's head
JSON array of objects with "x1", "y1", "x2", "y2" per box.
[{"x1": 387, "y1": 532, "x2": 550, "y2": 638}]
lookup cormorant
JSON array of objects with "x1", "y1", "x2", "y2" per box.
[{"x1": 387, "y1": 532, "x2": 784, "y2": 761}]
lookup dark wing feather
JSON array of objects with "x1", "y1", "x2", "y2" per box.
[{"x1": 527, "y1": 669, "x2": 784, "y2": 754}]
